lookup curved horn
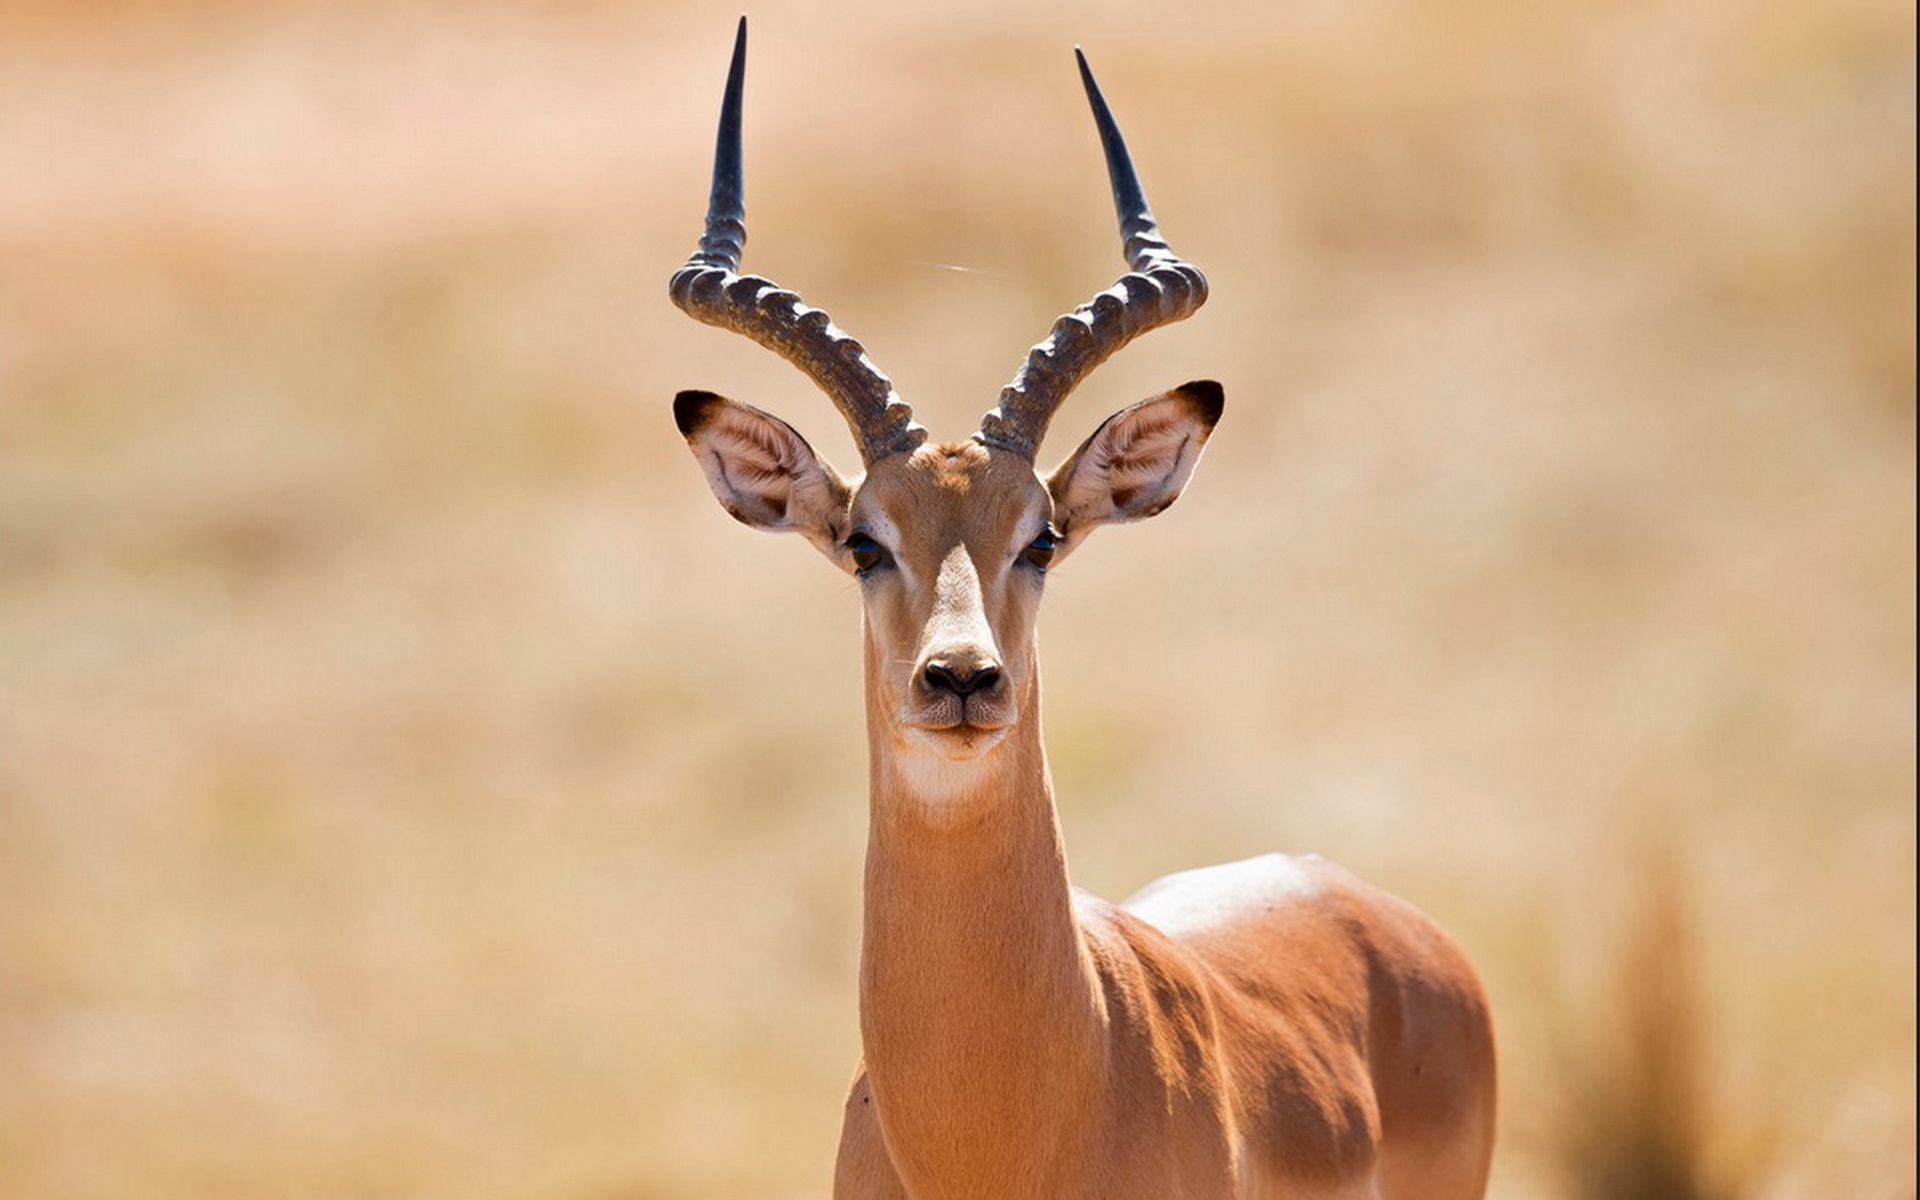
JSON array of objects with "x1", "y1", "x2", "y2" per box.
[
  {"x1": 976, "y1": 49, "x2": 1209, "y2": 460},
  {"x1": 669, "y1": 18, "x2": 925, "y2": 464}
]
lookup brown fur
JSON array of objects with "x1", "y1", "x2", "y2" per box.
[{"x1": 678, "y1": 394, "x2": 1496, "y2": 1199}]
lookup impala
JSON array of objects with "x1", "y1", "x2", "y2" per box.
[{"x1": 667, "y1": 21, "x2": 1496, "y2": 1199}]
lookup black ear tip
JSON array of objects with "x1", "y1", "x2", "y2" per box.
[
  {"x1": 674, "y1": 390, "x2": 725, "y2": 437},
  {"x1": 1175, "y1": 379, "x2": 1225, "y2": 424}
]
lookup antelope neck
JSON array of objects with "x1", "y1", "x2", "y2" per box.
[{"x1": 857, "y1": 633, "x2": 1109, "y2": 1184}]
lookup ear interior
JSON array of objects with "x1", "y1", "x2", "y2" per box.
[
  {"x1": 676, "y1": 390, "x2": 850, "y2": 547},
  {"x1": 1048, "y1": 380, "x2": 1224, "y2": 544}
]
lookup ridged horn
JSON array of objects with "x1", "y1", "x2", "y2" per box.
[
  {"x1": 669, "y1": 18, "x2": 925, "y2": 464},
  {"x1": 976, "y1": 49, "x2": 1209, "y2": 460}
]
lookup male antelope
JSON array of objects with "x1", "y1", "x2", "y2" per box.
[{"x1": 668, "y1": 21, "x2": 1496, "y2": 1199}]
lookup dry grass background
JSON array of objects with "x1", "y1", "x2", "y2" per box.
[{"x1": 1, "y1": 1, "x2": 1913, "y2": 1197}]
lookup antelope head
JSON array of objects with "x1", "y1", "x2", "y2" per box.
[{"x1": 671, "y1": 21, "x2": 1222, "y2": 777}]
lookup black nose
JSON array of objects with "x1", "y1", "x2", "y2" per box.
[{"x1": 922, "y1": 660, "x2": 1002, "y2": 697}]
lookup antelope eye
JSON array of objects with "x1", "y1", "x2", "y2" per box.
[
  {"x1": 846, "y1": 533, "x2": 889, "y2": 575},
  {"x1": 1022, "y1": 529, "x2": 1058, "y2": 571}
]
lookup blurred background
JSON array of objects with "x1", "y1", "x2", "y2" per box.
[{"x1": 2, "y1": 0, "x2": 1912, "y2": 1197}]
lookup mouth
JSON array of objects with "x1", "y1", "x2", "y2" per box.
[{"x1": 900, "y1": 716, "x2": 1013, "y2": 760}]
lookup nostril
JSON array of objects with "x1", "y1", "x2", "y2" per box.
[
  {"x1": 923, "y1": 660, "x2": 1001, "y2": 697},
  {"x1": 922, "y1": 662, "x2": 959, "y2": 694}
]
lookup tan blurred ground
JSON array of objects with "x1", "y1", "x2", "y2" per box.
[{"x1": 1, "y1": 1, "x2": 1913, "y2": 1198}]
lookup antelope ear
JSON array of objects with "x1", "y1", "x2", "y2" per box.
[
  {"x1": 1046, "y1": 380, "x2": 1223, "y2": 551},
  {"x1": 674, "y1": 390, "x2": 852, "y2": 555}
]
